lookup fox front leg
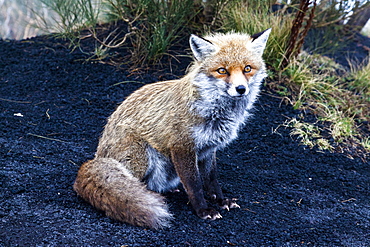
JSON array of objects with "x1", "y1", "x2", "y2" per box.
[
  {"x1": 170, "y1": 146, "x2": 222, "y2": 220},
  {"x1": 199, "y1": 151, "x2": 240, "y2": 211}
]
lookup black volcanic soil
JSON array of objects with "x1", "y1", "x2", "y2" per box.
[{"x1": 1, "y1": 33, "x2": 369, "y2": 247}]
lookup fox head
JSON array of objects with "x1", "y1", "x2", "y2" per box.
[{"x1": 189, "y1": 29, "x2": 271, "y2": 98}]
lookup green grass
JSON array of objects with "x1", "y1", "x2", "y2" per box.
[
  {"x1": 362, "y1": 137, "x2": 370, "y2": 151},
  {"x1": 281, "y1": 52, "x2": 370, "y2": 153},
  {"x1": 285, "y1": 117, "x2": 333, "y2": 151}
]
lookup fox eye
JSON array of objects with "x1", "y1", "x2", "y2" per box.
[
  {"x1": 244, "y1": 65, "x2": 252, "y2": 73},
  {"x1": 216, "y1": 68, "x2": 228, "y2": 75}
]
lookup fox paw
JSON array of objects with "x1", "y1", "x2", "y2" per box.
[
  {"x1": 197, "y1": 208, "x2": 222, "y2": 220},
  {"x1": 218, "y1": 198, "x2": 240, "y2": 211}
]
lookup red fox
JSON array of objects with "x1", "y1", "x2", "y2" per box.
[{"x1": 73, "y1": 29, "x2": 271, "y2": 229}]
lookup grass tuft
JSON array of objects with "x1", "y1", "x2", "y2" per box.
[
  {"x1": 348, "y1": 55, "x2": 370, "y2": 102},
  {"x1": 37, "y1": 0, "x2": 102, "y2": 42},
  {"x1": 361, "y1": 137, "x2": 370, "y2": 152},
  {"x1": 286, "y1": 117, "x2": 333, "y2": 151},
  {"x1": 281, "y1": 51, "x2": 369, "y2": 155},
  {"x1": 125, "y1": 0, "x2": 197, "y2": 65}
]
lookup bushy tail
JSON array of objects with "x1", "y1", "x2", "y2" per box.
[{"x1": 73, "y1": 158, "x2": 173, "y2": 229}]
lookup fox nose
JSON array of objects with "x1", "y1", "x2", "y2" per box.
[{"x1": 235, "y1": 85, "x2": 246, "y2": 95}]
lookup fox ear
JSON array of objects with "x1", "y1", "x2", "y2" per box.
[
  {"x1": 190, "y1": 34, "x2": 216, "y2": 61},
  {"x1": 250, "y1": 28, "x2": 271, "y2": 55}
]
